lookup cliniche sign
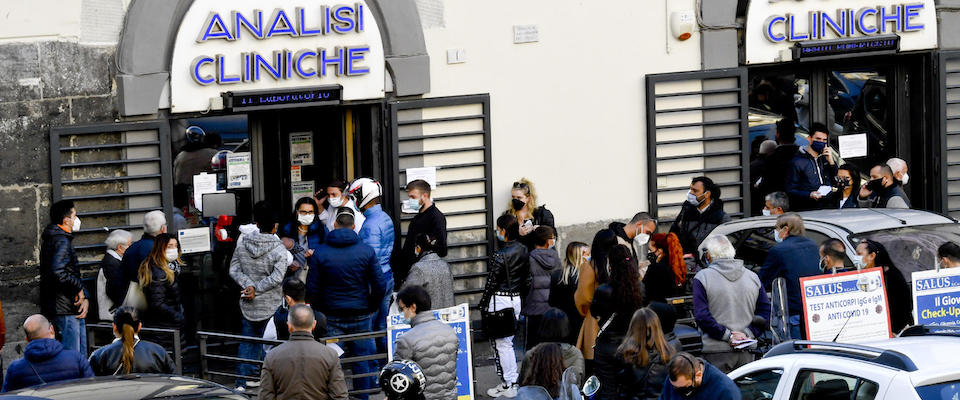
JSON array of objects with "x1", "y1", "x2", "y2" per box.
[
  {"x1": 170, "y1": 0, "x2": 385, "y2": 113},
  {"x1": 745, "y1": 0, "x2": 937, "y2": 65}
]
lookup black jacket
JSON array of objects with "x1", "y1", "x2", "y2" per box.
[
  {"x1": 785, "y1": 151, "x2": 837, "y2": 211},
  {"x1": 273, "y1": 305, "x2": 328, "y2": 341},
  {"x1": 591, "y1": 284, "x2": 640, "y2": 400},
  {"x1": 759, "y1": 144, "x2": 799, "y2": 196},
  {"x1": 616, "y1": 348, "x2": 669, "y2": 400},
  {"x1": 142, "y1": 265, "x2": 184, "y2": 328},
  {"x1": 100, "y1": 253, "x2": 126, "y2": 309},
  {"x1": 514, "y1": 206, "x2": 556, "y2": 249},
  {"x1": 609, "y1": 222, "x2": 637, "y2": 258},
  {"x1": 87, "y1": 338, "x2": 176, "y2": 376},
  {"x1": 884, "y1": 265, "x2": 914, "y2": 333},
  {"x1": 642, "y1": 260, "x2": 676, "y2": 304},
  {"x1": 669, "y1": 201, "x2": 731, "y2": 256},
  {"x1": 396, "y1": 204, "x2": 448, "y2": 286},
  {"x1": 549, "y1": 268, "x2": 582, "y2": 344},
  {"x1": 480, "y1": 241, "x2": 531, "y2": 307},
  {"x1": 39, "y1": 224, "x2": 83, "y2": 316}
]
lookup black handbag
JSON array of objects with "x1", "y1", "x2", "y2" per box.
[{"x1": 481, "y1": 256, "x2": 518, "y2": 339}]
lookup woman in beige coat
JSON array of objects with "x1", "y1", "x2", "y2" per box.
[{"x1": 574, "y1": 230, "x2": 618, "y2": 363}]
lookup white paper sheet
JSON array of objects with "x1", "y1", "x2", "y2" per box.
[
  {"x1": 817, "y1": 185, "x2": 833, "y2": 196},
  {"x1": 178, "y1": 227, "x2": 211, "y2": 254},
  {"x1": 838, "y1": 134, "x2": 868, "y2": 159},
  {"x1": 291, "y1": 181, "x2": 315, "y2": 209},
  {"x1": 289, "y1": 132, "x2": 314, "y2": 166},
  {"x1": 405, "y1": 166, "x2": 437, "y2": 189},
  {"x1": 192, "y1": 173, "x2": 218, "y2": 212}
]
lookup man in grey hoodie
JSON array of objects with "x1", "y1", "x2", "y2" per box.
[
  {"x1": 693, "y1": 235, "x2": 771, "y2": 373},
  {"x1": 229, "y1": 201, "x2": 292, "y2": 391},
  {"x1": 522, "y1": 226, "x2": 561, "y2": 350}
]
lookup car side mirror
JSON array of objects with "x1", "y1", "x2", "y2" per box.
[{"x1": 582, "y1": 375, "x2": 600, "y2": 397}]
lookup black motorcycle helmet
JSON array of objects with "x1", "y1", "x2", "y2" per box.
[
  {"x1": 185, "y1": 125, "x2": 206, "y2": 144},
  {"x1": 379, "y1": 360, "x2": 427, "y2": 400}
]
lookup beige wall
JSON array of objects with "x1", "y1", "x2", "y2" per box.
[
  {"x1": 421, "y1": 0, "x2": 702, "y2": 227},
  {"x1": 0, "y1": 0, "x2": 128, "y2": 44}
]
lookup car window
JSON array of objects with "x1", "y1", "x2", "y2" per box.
[
  {"x1": 789, "y1": 370, "x2": 879, "y2": 400},
  {"x1": 915, "y1": 380, "x2": 960, "y2": 400},
  {"x1": 735, "y1": 369, "x2": 783, "y2": 400},
  {"x1": 734, "y1": 227, "x2": 777, "y2": 272}
]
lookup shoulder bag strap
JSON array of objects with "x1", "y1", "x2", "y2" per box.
[{"x1": 25, "y1": 360, "x2": 46, "y2": 385}]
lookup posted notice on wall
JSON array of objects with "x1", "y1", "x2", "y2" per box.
[
  {"x1": 838, "y1": 134, "x2": 868, "y2": 159},
  {"x1": 912, "y1": 268, "x2": 960, "y2": 326},
  {"x1": 405, "y1": 166, "x2": 437, "y2": 189},
  {"x1": 289, "y1": 132, "x2": 314, "y2": 166},
  {"x1": 291, "y1": 181, "x2": 315, "y2": 209},
  {"x1": 177, "y1": 227, "x2": 211, "y2": 254},
  {"x1": 800, "y1": 268, "x2": 892, "y2": 343},
  {"x1": 387, "y1": 303, "x2": 474, "y2": 400},
  {"x1": 192, "y1": 172, "x2": 219, "y2": 212},
  {"x1": 227, "y1": 152, "x2": 252, "y2": 188},
  {"x1": 290, "y1": 165, "x2": 302, "y2": 182}
]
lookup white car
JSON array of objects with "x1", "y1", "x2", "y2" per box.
[{"x1": 729, "y1": 329, "x2": 960, "y2": 400}]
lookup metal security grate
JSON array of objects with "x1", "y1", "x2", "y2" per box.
[
  {"x1": 50, "y1": 120, "x2": 174, "y2": 266},
  {"x1": 645, "y1": 68, "x2": 750, "y2": 229},
  {"x1": 940, "y1": 52, "x2": 960, "y2": 217},
  {"x1": 388, "y1": 95, "x2": 493, "y2": 309}
]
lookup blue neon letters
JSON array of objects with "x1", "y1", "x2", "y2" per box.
[
  {"x1": 763, "y1": 3, "x2": 925, "y2": 43},
  {"x1": 192, "y1": 3, "x2": 370, "y2": 86}
]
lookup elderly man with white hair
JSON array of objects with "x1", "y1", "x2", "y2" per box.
[
  {"x1": 120, "y1": 211, "x2": 168, "y2": 291},
  {"x1": 693, "y1": 235, "x2": 771, "y2": 373},
  {"x1": 97, "y1": 229, "x2": 132, "y2": 320},
  {"x1": 886, "y1": 157, "x2": 909, "y2": 185}
]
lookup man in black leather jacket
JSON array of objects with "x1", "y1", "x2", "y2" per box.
[{"x1": 39, "y1": 200, "x2": 88, "y2": 354}]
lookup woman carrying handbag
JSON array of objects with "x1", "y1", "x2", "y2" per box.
[{"x1": 480, "y1": 214, "x2": 530, "y2": 398}]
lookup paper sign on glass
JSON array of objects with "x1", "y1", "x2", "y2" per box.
[
  {"x1": 405, "y1": 166, "x2": 437, "y2": 189},
  {"x1": 192, "y1": 173, "x2": 218, "y2": 212},
  {"x1": 227, "y1": 152, "x2": 252, "y2": 188},
  {"x1": 289, "y1": 132, "x2": 314, "y2": 166},
  {"x1": 838, "y1": 134, "x2": 868, "y2": 159},
  {"x1": 178, "y1": 227, "x2": 211, "y2": 254}
]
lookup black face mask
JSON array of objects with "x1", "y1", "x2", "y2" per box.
[
  {"x1": 676, "y1": 383, "x2": 700, "y2": 398},
  {"x1": 511, "y1": 198, "x2": 526, "y2": 211},
  {"x1": 647, "y1": 252, "x2": 659, "y2": 263},
  {"x1": 866, "y1": 178, "x2": 884, "y2": 192}
]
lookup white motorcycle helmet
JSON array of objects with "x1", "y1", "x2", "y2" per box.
[{"x1": 348, "y1": 177, "x2": 382, "y2": 209}]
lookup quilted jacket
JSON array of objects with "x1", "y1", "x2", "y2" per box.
[{"x1": 392, "y1": 312, "x2": 459, "y2": 400}]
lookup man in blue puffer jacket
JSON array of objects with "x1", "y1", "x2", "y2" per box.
[
  {"x1": 2, "y1": 315, "x2": 93, "y2": 392},
  {"x1": 348, "y1": 178, "x2": 396, "y2": 358}
]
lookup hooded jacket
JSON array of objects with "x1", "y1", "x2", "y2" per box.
[
  {"x1": 306, "y1": 228, "x2": 389, "y2": 316},
  {"x1": 2, "y1": 338, "x2": 94, "y2": 392},
  {"x1": 87, "y1": 337, "x2": 176, "y2": 376},
  {"x1": 39, "y1": 224, "x2": 83, "y2": 316},
  {"x1": 523, "y1": 248, "x2": 561, "y2": 316},
  {"x1": 358, "y1": 204, "x2": 395, "y2": 277},
  {"x1": 693, "y1": 258, "x2": 770, "y2": 354},
  {"x1": 669, "y1": 201, "x2": 731, "y2": 257},
  {"x1": 230, "y1": 230, "x2": 291, "y2": 322},
  {"x1": 393, "y1": 312, "x2": 459, "y2": 400},
  {"x1": 401, "y1": 252, "x2": 456, "y2": 309}
]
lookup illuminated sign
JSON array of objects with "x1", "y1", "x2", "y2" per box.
[
  {"x1": 792, "y1": 35, "x2": 899, "y2": 60},
  {"x1": 763, "y1": 4, "x2": 925, "y2": 43},
  {"x1": 223, "y1": 85, "x2": 342, "y2": 111}
]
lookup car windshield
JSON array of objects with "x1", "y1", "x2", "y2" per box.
[
  {"x1": 850, "y1": 223, "x2": 960, "y2": 280},
  {"x1": 915, "y1": 380, "x2": 960, "y2": 400}
]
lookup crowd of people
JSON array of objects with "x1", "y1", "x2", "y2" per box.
[{"x1": 4, "y1": 164, "x2": 960, "y2": 400}]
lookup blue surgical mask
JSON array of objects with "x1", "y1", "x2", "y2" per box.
[
  {"x1": 686, "y1": 191, "x2": 700, "y2": 206},
  {"x1": 403, "y1": 198, "x2": 422, "y2": 212},
  {"x1": 584, "y1": 255, "x2": 591, "y2": 262},
  {"x1": 774, "y1": 228, "x2": 784, "y2": 243},
  {"x1": 810, "y1": 141, "x2": 827, "y2": 154},
  {"x1": 496, "y1": 232, "x2": 506, "y2": 242}
]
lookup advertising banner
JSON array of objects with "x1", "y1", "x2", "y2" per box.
[
  {"x1": 912, "y1": 268, "x2": 960, "y2": 326},
  {"x1": 800, "y1": 268, "x2": 892, "y2": 342},
  {"x1": 387, "y1": 303, "x2": 474, "y2": 400}
]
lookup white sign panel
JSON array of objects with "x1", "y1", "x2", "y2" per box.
[
  {"x1": 170, "y1": 0, "x2": 386, "y2": 113},
  {"x1": 289, "y1": 132, "x2": 314, "y2": 166},
  {"x1": 800, "y1": 268, "x2": 892, "y2": 343},
  {"x1": 912, "y1": 268, "x2": 960, "y2": 326},
  {"x1": 227, "y1": 152, "x2": 252, "y2": 188},
  {"x1": 838, "y1": 134, "x2": 868, "y2": 159},
  {"x1": 745, "y1": 0, "x2": 937, "y2": 64},
  {"x1": 291, "y1": 181, "x2": 315, "y2": 209},
  {"x1": 387, "y1": 304, "x2": 474, "y2": 400},
  {"x1": 192, "y1": 172, "x2": 219, "y2": 212},
  {"x1": 405, "y1": 166, "x2": 437, "y2": 189},
  {"x1": 178, "y1": 227, "x2": 212, "y2": 254}
]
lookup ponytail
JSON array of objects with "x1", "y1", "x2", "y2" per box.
[
  {"x1": 120, "y1": 323, "x2": 136, "y2": 374},
  {"x1": 113, "y1": 306, "x2": 141, "y2": 375}
]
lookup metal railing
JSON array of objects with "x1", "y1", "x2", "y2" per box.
[
  {"x1": 197, "y1": 329, "x2": 388, "y2": 396},
  {"x1": 86, "y1": 323, "x2": 183, "y2": 375}
]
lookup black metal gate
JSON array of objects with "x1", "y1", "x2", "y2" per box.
[
  {"x1": 644, "y1": 68, "x2": 750, "y2": 227},
  {"x1": 387, "y1": 94, "x2": 493, "y2": 309},
  {"x1": 940, "y1": 51, "x2": 960, "y2": 218}
]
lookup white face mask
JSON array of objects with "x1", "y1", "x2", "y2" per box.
[
  {"x1": 761, "y1": 209, "x2": 771, "y2": 217},
  {"x1": 686, "y1": 191, "x2": 700, "y2": 206},
  {"x1": 851, "y1": 254, "x2": 864, "y2": 269},
  {"x1": 298, "y1": 214, "x2": 315, "y2": 226},
  {"x1": 635, "y1": 233, "x2": 650, "y2": 247},
  {"x1": 901, "y1": 173, "x2": 910, "y2": 185},
  {"x1": 165, "y1": 249, "x2": 179, "y2": 261},
  {"x1": 72, "y1": 216, "x2": 81, "y2": 232},
  {"x1": 328, "y1": 196, "x2": 344, "y2": 208}
]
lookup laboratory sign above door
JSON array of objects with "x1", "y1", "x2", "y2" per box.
[
  {"x1": 745, "y1": 0, "x2": 937, "y2": 65},
  {"x1": 170, "y1": 0, "x2": 385, "y2": 113}
]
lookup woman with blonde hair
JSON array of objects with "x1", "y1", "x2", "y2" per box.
[
  {"x1": 88, "y1": 306, "x2": 176, "y2": 375},
  {"x1": 549, "y1": 241, "x2": 590, "y2": 344},
  {"x1": 138, "y1": 233, "x2": 184, "y2": 329},
  {"x1": 644, "y1": 233, "x2": 687, "y2": 304},
  {"x1": 505, "y1": 178, "x2": 555, "y2": 242},
  {"x1": 615, "y1": 308, "x2": 676, "y2": 400}
]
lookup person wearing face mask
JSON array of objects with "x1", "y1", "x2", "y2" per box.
[
  {"x1": 856, "y1": 240, "x2": 913, "y2": 333},
  {"x1": 317, "y1": 179, "x2": 365, "y2": 233},
  {"x1": 937, "y1": 242, "x2": 960, "y2": 269},
  {"x1": 137, "y1": 233, "x2": 186, "y2": 340},
  {"x1": 830, "y1": 164, "x2": 861, "y2": 209},
  {"x1": 669, "y1": 177, "x2": 731, "y2": 258},
  {"x1": 818, "y1": 239, "x2": 851, "y2": 275},
  {"x1": 549, "y1": 242, "x2": 589, "y2": 345},
  {"x1": 523, "y1": 226, "x2": 562, "y2": 350},
  {"x1": 98, "y1": 229, "x2": 133, "y2": 321},
  {"x1": 228, "y1": 201, "x2": 292, "y2": 392},
  {"x1": 887, "y1": 157, "x2": 910, "y2": 187},
  {"x1": 644, "y1": 233, "x2": 686, "y2": 304},
  {"x1": 758, "y1": 214, "x2": 821, "y2": 340},
  {"x1": 393, "y1": 285, "x2": 459, "y2": 400},
  {"x1": 396, "y1": 179, "x2": 448, "y2": 288},
  {"x1": 785, "y1": 123, "x2": 837, "y2": 211},
  {"x1": 279, "y1": 197, "x2": 327, "y2": 282},
  {"x1": 660, "y1": 352, "x2": 739, "y2": 400},
  {"x1": 762, "y1": 192, "x2": 789, "y2": 216},
  {"x1": 858, "y1": 164, "x2": 911, "y2": 208},
  {"x1": 506, "y1": 178, "x2": 555, "y2": 248},
  {"x1": 610, "y1": 212, "x2": 658, "y2": 274},
  {"x1": 400, "y1": 233, "x2": 455, "y2": 309},
  {"x1": 39, "y1": 200, "x2": 89, "y2": 354}
]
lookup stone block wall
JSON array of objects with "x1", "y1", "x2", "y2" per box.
[{"x1": 0, "y1": 40, "x2": 119, "y2": 365}]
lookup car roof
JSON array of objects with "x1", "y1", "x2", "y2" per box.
[
  {"x1": 858, "y1": 336, "x2": 960, "y2": 386},
  {"x1": 0, "y1": 374, "x2": 245, "y2": 400},
  {"x1": 718, "y1": 209, "x2": 954, "y2": 234}
]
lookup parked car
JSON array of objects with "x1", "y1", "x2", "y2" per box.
[
  {"x1": 730, "y1": 327, "x2": 960, "y2": 400},
  {"x1": 0, "y1": 374, "x2": 247, "y2": 400},
  {"x1": 709, "y1": 209, "x2": 959, "y2": 282}
]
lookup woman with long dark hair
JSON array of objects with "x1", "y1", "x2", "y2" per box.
[
  {"x1": 138, "y1": 233, "x2": 184, "y2": 329},
  {"x1": 574, "y1": 229, "x2": 618, "y2": 364},
  {"x1": 279, "y1": 197, "x2": 326, "y2": 281},
  {"x1": 615, "y1": 308, "x2": 676, "y2": 400},
  {"x1": 857, "y1": 239, "x2": 913, "y2": 333},
  {"x1": 88, "y1": 306, "x2": 176, "y2": 375},
  {"x1": 550, "y1": 241, "x2": 589, "y2": 345},
  {"x1": 591, "y1": 245, "x2": 644, "y2": 399},
  {"x1": 644, "y1": 233, "x2": 686, "y2": 304},
  {"x1": 833, "y1": 164, "x2": 861, "y2": 209},
  {"x1": 519, "y1": 343, "x2": 565, "y2": 398}
]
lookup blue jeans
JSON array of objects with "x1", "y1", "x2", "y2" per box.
[
  {"x1": 789, "y1": 315, "x2": 803, "y2": 340},
  {"x1": 373, "y1": 273, "x2": 394, "y2": 359},
  {"x1": 52, "y1": 315, "x2": 87, "y2": 356},
  {"x1": 236, "y1": 318, "x2": 269, "y2": 388},
  {"x1": 328, "y1": 312, "x2": 377, "y2": 400}
]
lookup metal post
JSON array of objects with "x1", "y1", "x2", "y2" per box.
[
  {"x1": 173, "y1": 328, "x2": 182, "y2": 375},
  {"x1": 198, "y1": 334, "x2": 208, "y2": 380}
]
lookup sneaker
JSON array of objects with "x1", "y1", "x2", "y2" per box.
[
  {"x1": 487, "y1": 383, "x2": 518, "y2": 398},
  {"x1": 233, "y1": 386, "x2": 246, "y2": 393}
]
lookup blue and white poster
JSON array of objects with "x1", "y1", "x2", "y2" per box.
[
  {"x1": 387, "y1": 303, "x2": 474, "y2": 400},
  {"x1": 800, "y1": 268, "x2": 891, "y2": 343},
  {"x1": 912, "y1": 268, "x2": 960, "y2": 326}
]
